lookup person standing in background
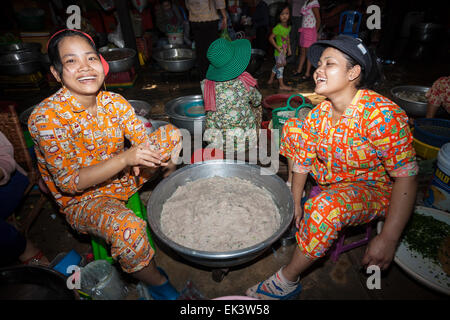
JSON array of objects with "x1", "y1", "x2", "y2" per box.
[
  {"x1": 293, "y1": 0, "x2": 320, "y2": 80},
  {"x1": 185, "y1": 0, "x2": 228, "y2": 80},
  {"x1": 287, "y1": 0, "x2": 306, "y2": 64},
  {"x1": 251, "y1": 0, "x2": 270, "y2": 52},
  {"x1": 425, "y1": 76, "x2": 450, "y2": 118}
]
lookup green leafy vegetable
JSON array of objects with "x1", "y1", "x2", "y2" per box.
[{"x1": 403, "y1": 213, "x2": 450, "y2": 265}]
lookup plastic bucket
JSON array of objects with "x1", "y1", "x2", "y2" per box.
[
  {"x1": 424, "y1": 142, "x2": 450, "y2": 211},
  {"x1": 80, "y1": 260, "x2": 128, "y2": 300}
]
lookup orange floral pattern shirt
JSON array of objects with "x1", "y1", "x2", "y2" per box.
[{"x1": 28, "y1": 88, "x2": 151, "y2": 211}]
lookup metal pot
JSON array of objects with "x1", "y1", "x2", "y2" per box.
[
  {"x1": 0, "y1": 42, "x2": 42, "y2": 54},
  {"x1": 391, "y1": 85, "x2": 430, "y2": 117},
  {"x1": 411, "y1": 23, "x2": 444, "y2": 43},
  {"x1": 147, "y1": 160, "x2": 294, "y2": 268},
  {"x1": 101, "y1": 48, "x2": 136, "y2": 73},
  {"x1": 0, "y1": 51, "x2": 42, "y2": 75},
  {"x1": 165, "y1": 95, "x2": 205, "y2": 136},
  {"x1": 0, "y1": 265, "x2": 79, "y2": 300},
  {"x1": 129, "y1": 100, "x2": 152, "y2": 118},
  {"x1": 153, "y1": 47, "x2": 196, "y2": 72},
  {"x1": 246, "y1": 49, "x2": 265, "y2": 75}
]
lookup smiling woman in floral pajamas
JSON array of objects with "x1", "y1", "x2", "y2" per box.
[
  {"x1": 28, "y1": 29, "x2": 181, "y2": 300},
  {"x1": 247, "y1": 35, "x2": 418, "y2": 300}
]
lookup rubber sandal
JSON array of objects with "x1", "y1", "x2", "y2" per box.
[
  {"x1": 22, "y1": 250, "x2": 49, "y2": 266},
  {"x1": 146, "y1": 267, "x2": 180, "y2": 300},
  {"x1": 254, "y1": 280, "x2": 302, "y2": 300}
]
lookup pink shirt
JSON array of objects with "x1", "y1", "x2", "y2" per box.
[
  {"x1": 291, "y1": 0, "x2": 306, "y2": 17},
  {"x1": 301, "y1": 0, "x2": 320, "y2": 29}
]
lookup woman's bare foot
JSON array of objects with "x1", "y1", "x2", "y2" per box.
[{"x1": 279, "y1": 85, "x2": 293, "y2": 91}]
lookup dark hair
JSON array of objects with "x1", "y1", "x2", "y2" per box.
[
  {"x1": 275, "y1": 3, "x2": 291, "y2": 26},
  {"x1": 341, "y1": 48, "x2": 384, "y2": 89},
  {"x1": 47, "y1": 29, "x2": 98, "y2": 76}
]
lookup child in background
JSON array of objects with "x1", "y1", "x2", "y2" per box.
[
  {"x1": 294, "y1": 0, "x2": 320, "y2": 80},
  {"x1": 268, "y1": 4, "x2": 292, "y2": 91}
]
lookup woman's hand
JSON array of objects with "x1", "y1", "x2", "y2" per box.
[
  {"x1": 126, "y1": 141, "x2": 168, "y2": 176},
  {"x1": 361, "y1": 234, "x2": 397, "y2": 271},
  {"x1": 361, "y1": 175, "x2": 417, "y2": 270},
  {"x1": 294, "y1": 205, "x2": 304, "y2": 229}
]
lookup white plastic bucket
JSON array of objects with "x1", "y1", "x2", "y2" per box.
[
  {"x1": 167, "y1": 32, "x2": 184, "y2": 45},
  {"x1": 424, "y1": 142, "x2": 450, "y2": 211}
]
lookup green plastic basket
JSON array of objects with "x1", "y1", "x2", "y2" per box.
[{"x1": 271, "y1": 94, "x2": 313, "y2": 144}]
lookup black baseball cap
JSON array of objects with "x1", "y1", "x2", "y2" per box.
[{"x1": 307, "y1": 35, "x2": 373, "y2": 81}]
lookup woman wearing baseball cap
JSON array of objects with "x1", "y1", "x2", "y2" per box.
[
  {"x1": 28, "y1": 29, "x2": 182, "y2": 299},
  {"x1": 246, "y1": 35, "x2": 418, "y2": 299}
]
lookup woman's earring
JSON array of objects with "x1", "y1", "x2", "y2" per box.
[{"x1": 103, "y1": 82, "x2": 107, "y2": 91}]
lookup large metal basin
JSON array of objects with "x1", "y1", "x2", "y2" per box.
[
  {"x1": 147, "y1": 160, "x2": 294, "y2": 268},
  {"x1": 153, "y1": 47, "x2": 196, "y2": 72},
  {"x1": 165, "y1": 95, "x2": 205, "y2": 136}
]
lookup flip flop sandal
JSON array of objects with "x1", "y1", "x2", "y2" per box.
[
  {"x1": 254, "y1": 280, "x2": 302, "y2": 300},
  {"x1": 22, "y1": 250, "x2": 47, "y2": 266},
  {"x1": 301, "y1": 75, "x2": 312, "y2": 81},
  {"x1": 146, "y1": 267, "x2": 180, "y2": 300}
]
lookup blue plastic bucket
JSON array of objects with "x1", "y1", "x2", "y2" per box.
[
  {"x1": 413, "y1": 118, "x2": 450, "y2": 148},
  {"x1": 424, "y1": 142, "x2": 450, "y2": 211}
]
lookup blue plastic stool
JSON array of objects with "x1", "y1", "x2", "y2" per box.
[{"x1": 339, "y1": 11, "x2": 362, "y2": 38}]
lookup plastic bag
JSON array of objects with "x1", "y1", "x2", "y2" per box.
[
  {"x1": 275, "y1": 51, "x2": 286, "y2": 67},
  {"x1": 220, "y1": 28, "x2": 232, "y2": 41}
]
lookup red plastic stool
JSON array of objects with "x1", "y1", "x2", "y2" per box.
[{"x1": 190, "y1": 148, "x2": 224, "y2": 164}]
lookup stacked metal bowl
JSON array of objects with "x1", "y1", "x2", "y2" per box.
[{"x1": 0, "y1": 42, "x2": 43, "y2": 75}]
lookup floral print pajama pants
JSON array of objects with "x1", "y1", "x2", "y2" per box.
[{"x1": 297, "y1": 182, "x2": 392, "y2": 260}]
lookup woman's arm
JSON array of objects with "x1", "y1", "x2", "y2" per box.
[
  {"x1": 312, "y1": 7, "x2": 321, "y2": 31},
  {"x1": 76, "y1": 142, "x2": 165, "y2": 191},
  {"x1": 292, "y1": 171, "x2": 309, "y2": 228},
  {"x1": 362, "y1": 175, "x2": 418, "y2": 270},
  {"x1": 268, "y1": 32, "x2": 282, "y2": 53},
  {"x1": 219, "y1": 8, "x2": 227, "y2": 30}
]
